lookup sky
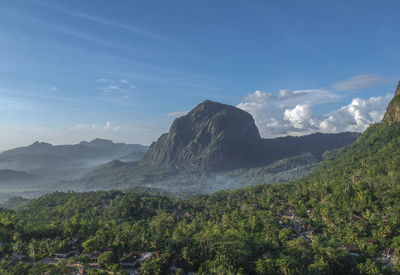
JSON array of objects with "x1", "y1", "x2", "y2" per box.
[{"x1": 0, "y1": 0, "x2": 399, "y2": 151}]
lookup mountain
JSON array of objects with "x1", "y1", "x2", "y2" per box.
[
  {"x1": 0, "y1": 139, "x2": 148, "y2": 180},
  {"x1": 382, "y1": 80, "x2": 400, "y2": 123},
  {"x1": 0, "y1": 169, "x2": 38, "y2": 184},
  {"x1": 144, "y1": 100, "x2": 359, "y2": 172},
  {"x1": 144, "y1": 100, "x2": 262, "y2": 172}
]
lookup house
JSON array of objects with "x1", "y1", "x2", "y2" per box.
[
  {"x1": 9, "y1": 253, "x2": 26, "y2": 263},
  {"x1": 376, "y1": 248, "x2": 397, "y2": 268},
  {"x1": 340, "y1": 244, "x2": 360, "y2": 256},
  {"x1": 381, "y1": 248, "x2": 397, "y2": 260},
  {"x1": 119, "y1": 251, "x2": 152, "y2": 268},
  {"x1": 69, "y1": 237, "x2": 79, "y2": 245},
  {"x1": 282, "y1": 212, "x2": 294, "y2": 220},
  {"x1": 120, "y1": 252, "x2": 140, "y2": 267},
  {"x1": 54, "y1": 250, "x2": 77, "y2": 259},
  {"x1": 168, "y1": 258, "x2": 184, "y2": 274},
  {"x1": 82, "y1": 251, "x2": 101, "y2": 262},
  {"x1": 38, "y1": 256, "x2": 59, "y2": 265}
]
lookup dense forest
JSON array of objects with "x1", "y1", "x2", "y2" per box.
[{"x1": 1, "y1": 120, "x2": 400, "y2": 274}]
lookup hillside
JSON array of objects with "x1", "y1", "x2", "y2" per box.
[{"x1": 0, "y1": 169, "x2": 39, "y2": 184}]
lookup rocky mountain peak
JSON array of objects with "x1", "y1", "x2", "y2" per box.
[
  {"x1": 143, "y1": 100, "x2": 261, "y2": 172},
  {"x1": 382, "y1": 81, "x2": 400, "y2": 124}
]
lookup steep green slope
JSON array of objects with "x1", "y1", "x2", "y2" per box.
[{"x1": 289, "y1": 121, "x2": 400, "y2": 247}]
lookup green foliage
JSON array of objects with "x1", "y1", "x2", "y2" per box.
[
  {"x1": 97, "y1": 251, "x2": 117, "y2": 269},
  {"x1": 2, "y1": 120, "x2": 400, "y2": 273}
]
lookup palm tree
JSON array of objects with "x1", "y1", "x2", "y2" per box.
[{"x1": 27, "y1": 240, "x2": 38, "y2": 267}]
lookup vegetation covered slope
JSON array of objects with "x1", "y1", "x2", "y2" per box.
[{"x1": 2, "y1": 122, "x2": 400, "y2": 273}]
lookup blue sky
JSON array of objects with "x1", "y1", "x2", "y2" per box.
[{"x1": 0, "y1": 0, "x2": 399, "y2": 150}]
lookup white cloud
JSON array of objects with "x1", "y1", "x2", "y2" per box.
[
  {"x1": 50, "y1": 86, "x2": 58, "y2": 92},
  {"x1": 72, "y1": 121, "x2": 121, "y2": 131},
  {"x1": 283, "y1": 104, "x2": 314, "y2": 129},
  {"x1": 237, "y1": 88, "x2": 340, "y2": 137},
  {"x1": 96, "y1": 78, "x2": 137, "y2": 105},
  {"x1": 318, "y1": 94, "x2": 392, "y2": 133},
  {"x1": 120, "y1": 79, "x2": 136, "y2": 89},
  {"x1": 333, "y1": 74, "x2": 394, "y2": 91},
  {"x1": 37, "y1": 2, "x2": 175, "y2": 44},
  {"x1": 95, "y1": 78, "x2": 111, "y2": 83},
  {"x1": 238, "y1": 85, "x2": 393, "y2": 138},
  {"x1": 167, "y1": 111, "x2": 188, "y2": 118}
]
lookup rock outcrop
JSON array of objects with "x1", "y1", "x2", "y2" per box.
[
  {"x1": 382, "y1": 81, "x2": 400, "y2": 124},
  {"x1": 143, "y1": 100, "x2": 262, "y2": 172}
]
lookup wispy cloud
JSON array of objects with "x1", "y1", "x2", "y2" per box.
[
  {"x1": 95, "y1": 78, "x2": 112, "y2": 83},
  {"x1": 35, "y1": 0, "x2": 175, "y2": 44},
  {"x1": 167, "y1": 111, "x2": 188, "y2": 118},
  {"x1": 72, "y1": 121, "x2": 121, "y2": 131},
  {"x1": 95, "y1": 78, "x2": 137, "y2": 106},
  {"x1": 120, "y1": 79, "x2": 136, "y2": 89},
  {"x1": 50, "y1": 86, "x2": 58, "y2": 92},
  {"x1": 333, "y1": 74, "x2": 395, "y2": 91}
]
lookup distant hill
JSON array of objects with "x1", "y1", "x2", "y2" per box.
[
  {"x1": 0, "y1": 139, "x2": 148, "y2": 180},
  {"x1": 0, "y1": 169, "x2": 38, "y2": 184}
]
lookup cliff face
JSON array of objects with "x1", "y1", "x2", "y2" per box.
[
  {"x1": 143, "y1": 100, "x2": 262, "y2": 172},
  {"x1": 382, "y1": 81, "x2": 400, "y2": 124}
]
